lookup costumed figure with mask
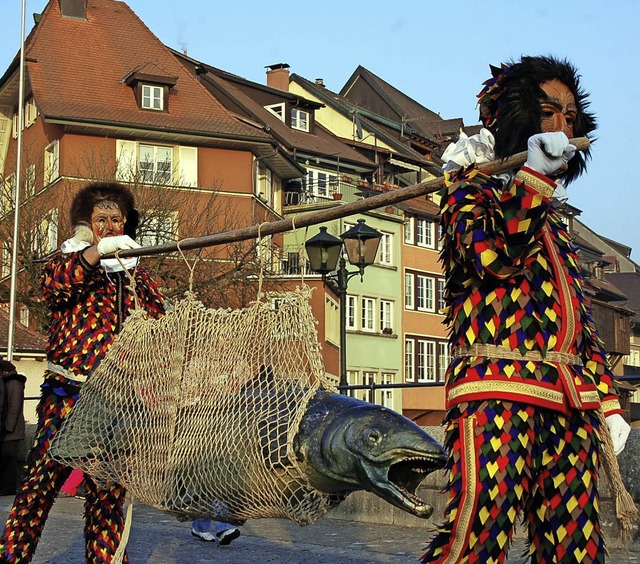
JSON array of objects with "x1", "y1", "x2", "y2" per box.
[
  {"x1": 0, "y1": 182, "x2": 164, "y2": 563},
  {"x1": 422, "y1": 56, "x2": 631, "y2": 564}
]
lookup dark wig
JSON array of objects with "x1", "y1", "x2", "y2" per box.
[
  {"x1": 70, "y1": 182, "x2": 139, "y2": 239},
  {"x1": 478, "y1": 55, "x2": 596, "y2": 184}
]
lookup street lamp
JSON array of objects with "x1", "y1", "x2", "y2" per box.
[{"x1": 305, "y1": 219, "x2": 382, "y2": 391}]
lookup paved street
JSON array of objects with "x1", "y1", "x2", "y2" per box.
[{"x1": 1, "y1": 495, "x2": 638, "y2": 563}]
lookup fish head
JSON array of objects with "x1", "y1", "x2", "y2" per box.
[{"x1": 318, "y1": 403, "x2": 447, "y2": 518}]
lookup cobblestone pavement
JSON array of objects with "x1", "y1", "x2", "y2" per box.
[{"x1": 1, "y1": 495, "x2": 638, "y2": 563}]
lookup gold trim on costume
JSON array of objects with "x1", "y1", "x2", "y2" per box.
[
  {"x1": 516, "y1": 170, "x2": 555, "y2": 199},
  {"x1": 558, "y1": 364, "x2": 582, "y2": 408},
  {"x1": 443, "y1": 416, "x2": 477, "y2": 564},
  {"x1": 580, "y1": 390, "x2": 600, "y2": 404},
  {"x1": 448, "y1": 380, "x2": 565, "y2": 404},
  {"x1": 454, "y1": 343, "x2": 583, "y2": 366},
  {"x1": 542, "y1": 225, "x2": 576, "y2": 354},
  {"x1": 600, "y1": 399, "x2": 621, "y2": 413}
]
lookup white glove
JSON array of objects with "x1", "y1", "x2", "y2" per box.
[
  {"x1": 524, "y1": 132, "x2": 576, "y2": 177},
  {"x1": 96, "y1": 235, "x2": 141, "y2": 257},
  {"x1": 606, "y1": 413, "x2": 631, "y2": 456},
  {"x1": 442, "y1": 128, "x2": 495, "y2": 172}
]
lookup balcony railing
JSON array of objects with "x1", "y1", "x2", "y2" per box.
[
  {"x1": 279, "y1": 245, "x2": 315, "y2": 276},
  {"x1": 284, "y1": 180, "x2": 402, "y2": 215}
]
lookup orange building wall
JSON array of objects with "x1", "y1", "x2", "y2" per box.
[
  {"x1": 198, "y1": 148, "x2": 253, "y2": 193},
  {"x1": 401, "y1": 238, "x2": 448, "y2": 414}
]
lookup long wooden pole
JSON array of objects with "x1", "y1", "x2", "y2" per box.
[
  {"x1": 7, "y1": 0, "x2": 28, "y2": 361},
  {"x1": 105, "y1": 137, "x2": 590, "y2": 259}
]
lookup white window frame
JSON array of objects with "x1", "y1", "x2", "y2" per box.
[
  {"x1": 142, "y1": 84, "x2": 163, "y2": 111},
  {"x1": 265, "y1": 103, "x2": 285, "y2": 122},
  {"x1": 404, "y1": 216, "x2": 414, "y2": 244},
  {"x1": 25, "y1": 98, "x2": 38, "y2": 127},
  {"x1": 416, "y1": 217, "x2": 435, "y2": 248},
  {"x1": 362, "y1": 371, "x2": 376, "y2": 404},
  {"x1": 379, "y1": 232, "x2": 392, "y2": 265},
  {"x1": 380, "y1": 372, "x2": 394, "y2": 409},
  {"x1": 139, "y1": 144, "x2": 172, "y2": 184},
  {"x1": 379, "y1": 300, "x2": 393, "y2": 332},
  {"x1": 438, "y1": 342, "x2": 451, "y2": 381},
  {"x1": 1, "y1": 241, "x2": 11, "y2": 278},
  {"x1": 32, "y1": 208, "x2": 58, "y2": 256},
  {"x1": 19, "y1": 305, "x2": 29, "y2": 327},
  {"x1": 255, "y1": 162, "x2": 274, "y2": 205},
  {"x1": 12, "y1": 113, "x2": 20, "y2": 139},
  {"x1": 306, "y1": 168, "x2": 337, "y2": 198},
  {"x1": 347, "y1": 370, "x2": 359, "y2": 399},
  {"x1": 139, "y1": 210, "x2": 179, "y2": 247},
  {"x1": 404, "y1": 272, "x2": 414, "y2": 309},
  {"x1": 416, "y1": 274, "x2": 435, "y2": 312},
  {"x1": 346, "y1": 295, "x2": 357, "y2": 330},
  {"x1": 44, "y1": 140, "x2": 60, "y2": 185},
  {"x1": 291, "y1": 108, "x2": 309, "y2": 132},
  {"x1": 417, "y1": 339, "x2": 436, "y2": 382},
  {"x1": 361, "y1": 297, "x2": 375, "y2": 332},
  {"x1": 438, "y1": 278, "x2": 446, "y2": 313},
  {"x1": 405, "y1": 339, "x2": 415, "y2": 382},
  {"x1": 116, "y1": 141, "x2": 197, "y2": 187}
]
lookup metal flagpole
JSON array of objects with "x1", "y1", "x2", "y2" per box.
[{"x1": 6, "y1": 0, "x2": 28, "y2": 361}]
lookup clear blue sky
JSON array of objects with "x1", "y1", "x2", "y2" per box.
[{"x1": 3, "y1": 1, "x2": 639, "y2": 260}]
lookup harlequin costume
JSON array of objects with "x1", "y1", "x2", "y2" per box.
[
  {"x1": 0, "y1": 183, "x2": 164, "y2": 563},
  {"x1": 422, "y1": 57, "x2": 626, "y2": 564}
]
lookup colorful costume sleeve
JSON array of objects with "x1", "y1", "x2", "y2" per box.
[
  {"x1": 583, "y1": 310, "x2": 622, "y2": 415},
  {"x1": 40, "y1": 251, "x2": 98, "y2": 306}
]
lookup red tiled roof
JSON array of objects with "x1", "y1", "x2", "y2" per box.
[
  {"x1": 0, "y1": 309, "x2": 46, "y2": 354},
  {"x1": 201, "y1": 69, "x2": 376, "y2": 168},
  {"x1": 25, "y1": 0, "x2": 269, "y2": 140},
  {"x1": 398, "y1": 196, "x2": 440, "y2": 218}
]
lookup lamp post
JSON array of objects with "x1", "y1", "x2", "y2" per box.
[{"x1": 305, "y1": 219, "x2": 382, "y2": 391}]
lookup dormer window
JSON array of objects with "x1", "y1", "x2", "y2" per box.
[
  {"x1": 265, "y1": 103, "x2": 285, "y2": 122},
  {"x1": 291, "y1": 108, "x2": 309, "y2": 132},
  {"x1": 124, "y1": 71, "x2": 177, "y2": 112},
  {"x1": 142, "y1": 84, "x2": 163, "y2": 111}
]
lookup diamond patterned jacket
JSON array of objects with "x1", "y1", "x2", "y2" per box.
[
  {"x1": 41, "y1": 250, "x2": 165, "y2": 382},
  {"x1": 439, "y1": 165, "x2": 622, "y2": 416}
]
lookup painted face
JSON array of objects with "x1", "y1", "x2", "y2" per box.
[
  {"x1": 539, "y1": 79, "x2": 577, "y2": 138},
  {"x1": 91, "y1": 200, "x2": 125, "y2": 242}
]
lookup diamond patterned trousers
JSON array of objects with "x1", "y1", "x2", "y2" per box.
[
  {"x1": 422, "y1": 400, "x2": 605, "y2": 563},
  {"x1": 0, "y1": 391, "x2": 129, "y2": 563}
]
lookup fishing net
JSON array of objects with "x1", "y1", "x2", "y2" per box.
[{"x1": 49, "y1": 285, "x2": 340, "y2": 525}]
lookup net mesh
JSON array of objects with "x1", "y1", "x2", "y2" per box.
[{"x1": 49, "y1": 286, "x2": 339, "y2": 525}]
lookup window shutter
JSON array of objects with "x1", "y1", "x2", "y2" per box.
[
  {"x1": 177, "y1": 146, "x2": 198, "y2": 187},
  {"x1": 116, "y1": 140, "x2": 138, "y2": 182}
]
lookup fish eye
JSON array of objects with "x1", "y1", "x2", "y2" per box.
[{"x1": 365, "y1": 429, "x2": 383, "y2": 445}]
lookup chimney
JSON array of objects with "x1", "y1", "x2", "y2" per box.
[
  {"x1": 315, "y1": 78, "x2": 325, "y2": 87},
  {"x1": 265, "y1": 63, "x2": 290, "y2": 91},
  {"x1": 59, "y1": 0, "x2": 87, "y2": 19}
]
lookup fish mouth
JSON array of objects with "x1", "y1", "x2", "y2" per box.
[{"x1": 367, "y1": 452, "x2": 446, "y2": 519}]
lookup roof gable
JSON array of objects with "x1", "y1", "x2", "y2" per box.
[
  {"x1": 22, "y1": 0, "x2": 268, "y2": 140},
  {"x1": 340, "y1": 65, "x2": 470, "y2": 146},
  {"x1": 195, "y1": 65, "x2": 375, "y2": 170}
]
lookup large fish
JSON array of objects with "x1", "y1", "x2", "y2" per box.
[
  {"x1": 51, "y1": 380, "x2": 447, "y2": 524},
  {"x1": 294, "y1": 390, "x2": 447, "y2": 519}
]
